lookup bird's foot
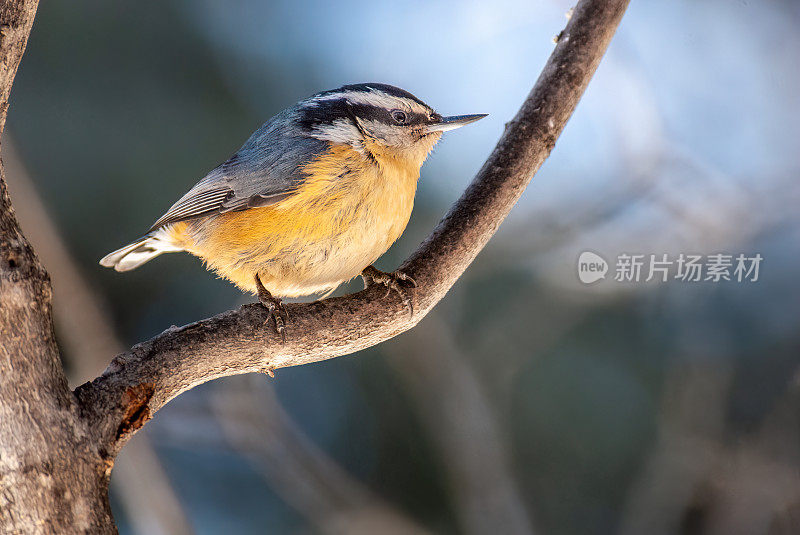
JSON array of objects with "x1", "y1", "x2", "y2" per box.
[
  {"x1": 361, "y1": 265, "x2": 417, "y2": 316},
  {"x1": 255, "y1": 275, "x2": 288, "y2": 342}
]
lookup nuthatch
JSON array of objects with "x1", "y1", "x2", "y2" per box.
[{"x1": 100, "y1": 83, "x2": 486, "y2": 338}]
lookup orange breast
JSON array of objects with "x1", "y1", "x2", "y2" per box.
[{"x1": 168, "y1": 142, "x2": 421, "y2": 296}]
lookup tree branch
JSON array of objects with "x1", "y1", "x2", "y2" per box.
[{"x1": 75, "y1": 0, "x2": 630, "y2": 456}]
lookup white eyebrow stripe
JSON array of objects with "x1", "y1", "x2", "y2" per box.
[{"x1": 308, "y1": 89, "x2": 429, "y2": 114}]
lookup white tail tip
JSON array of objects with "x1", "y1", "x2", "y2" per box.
[{"x1": 100, "y1": 231, "x2": 182, "y2": 272}]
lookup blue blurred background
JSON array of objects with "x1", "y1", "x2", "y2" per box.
[{"x1": 6, "y1": 0, "x2": 800, "y2": 534}]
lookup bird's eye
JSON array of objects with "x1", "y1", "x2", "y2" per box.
[{"x1": 391, "y1": 110, "x2": 408, "y2": 124}]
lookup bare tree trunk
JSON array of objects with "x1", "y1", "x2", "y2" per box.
[
  {"x1": 0, "y1": 196, "x2": 115, "y2": 534},
  {"x1": 0, "y1": 0, "x2": 629, "y2": 531},
  {"x1": 3, "y1": 137, "x2": 193, "y2": 534},
  {"x1": 0, "y1": 3, "x2": 115, "y2": 530}
]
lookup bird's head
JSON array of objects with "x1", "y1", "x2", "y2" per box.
[{"x1": 296, "y1": 83, "x2": 486, "y2": 169}]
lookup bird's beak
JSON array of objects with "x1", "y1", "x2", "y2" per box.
[{"x1": 425, "y1": 113, "x2": 488, "y2": 133}]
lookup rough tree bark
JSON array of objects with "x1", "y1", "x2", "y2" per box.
[
  {"x1": 0, "y1": 0, "x2": 116, "y2": 532},
  {"x1": 0, "y1": 0, "x2": 629, "y2": 532},
  {"x1": 4, "y1": 137, "x2": 194, "y2": 534}
]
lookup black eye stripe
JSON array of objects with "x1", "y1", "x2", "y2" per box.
[
  {"x1": 298, "y1": 99, "x2": 428, "y2": 131},
  {"x1": 349, "y1": 103, "x2": 392, "y2": 124}
]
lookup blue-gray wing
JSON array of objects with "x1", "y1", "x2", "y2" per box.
[{"x1": 148, "y1": 107, "x2": 327, "y2": 232}]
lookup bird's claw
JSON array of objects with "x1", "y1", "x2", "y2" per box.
[
  {"x1": 261, "y1": 300, "x2": 288, "y2": 343},
  {"x1": 361, "y1": 265, "x2": 416, "y2": 316},
  {"x1": 255, "y1": 274, "x2": 288, "y2": 343}
]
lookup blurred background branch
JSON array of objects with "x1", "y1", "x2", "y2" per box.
[
  {"x1": 384, "y1": 313, "x2": 535, "y2": 535},
  {"x1": 212, "y1": 376, "x2": 431, "y2": 535}
]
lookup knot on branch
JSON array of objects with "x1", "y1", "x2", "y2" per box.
[{"x1": 116, "y1": 383, "x2": 155, "y2": 439}]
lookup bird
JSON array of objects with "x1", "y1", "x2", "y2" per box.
[{"x1": 100, "y1": 83, "x2": 486, "y2": 339}]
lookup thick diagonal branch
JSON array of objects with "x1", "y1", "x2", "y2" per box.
[{"x1": 75, "y1": 0, "x2": 630, "y2": 456}]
